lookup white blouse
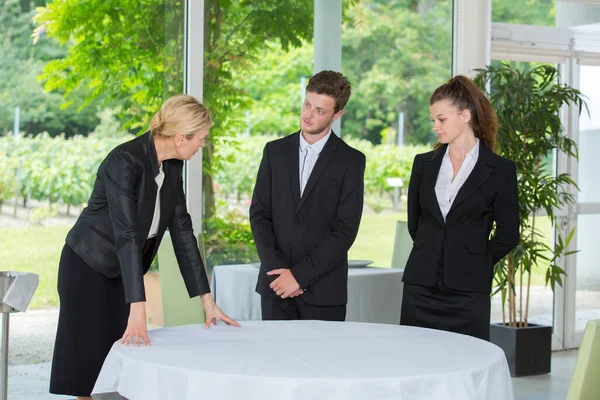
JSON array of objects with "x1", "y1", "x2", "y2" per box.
[
  {"x1": 147, "y1": 164, "x2": 165, "y2": 239},
  {"x1": 435, "y1": 140, "x2": 480, "y2": 221}
]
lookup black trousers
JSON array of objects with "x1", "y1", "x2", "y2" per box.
[
  {"x1": 50, "y1": 239, "x2": 155, "y2": 396},
  {"x1": 400, "y1": 266, "x2": 491, "y2": 341},
  {"x1": 50, "y1": 244, "x2": 129, "y2": 396},
  {"x1": 261, "y1": 296, "x2": 346, "y2": 321}
]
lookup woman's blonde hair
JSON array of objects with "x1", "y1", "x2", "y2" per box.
[{"x1": 149, "y1": 94, "x2": 212, "y2": 138}]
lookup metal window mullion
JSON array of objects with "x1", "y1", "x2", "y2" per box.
[{"x1": 184, "y1": 0, "x2": 205, "y2": 237}]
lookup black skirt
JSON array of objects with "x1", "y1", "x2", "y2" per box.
[
  {"x1": 49, "y1": 244, "x2": 130, "y2": 397},
  {"x1": 400, "y1": 269, "x2": 491, "y2": 341}
]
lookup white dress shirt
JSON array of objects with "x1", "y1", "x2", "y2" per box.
[
  {"x1": 147, "y1": 164, "x2": 165, "y2": 239},
  {"x1": 435, "y1": 139, "x2": 480, "y2": 221},
  {"x1": 299, "y1": 130, "x2": 331, "y2": 196}
]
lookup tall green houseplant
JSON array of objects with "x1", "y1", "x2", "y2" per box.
[{"x1": 473, "y1": 64, "x2": 585, "y2": 328}]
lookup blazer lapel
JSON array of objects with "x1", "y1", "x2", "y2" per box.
[
  {"x1": 140, "y1": 132, "x2": 159, "y2": 240},
  {"x1": 157, "y1": 162, "x2": 171, "y2": 235},
  {"x1": 286, "y1": 132, "x2": 301, "y2": 207},
  {"x1": 423, "y1": 146, "x2": 446, "y2": 227},
  {"x1": 447, "y1": 142, "x2": 495, "y2": 218},
  {"x1": 295, "y1": 132, "x2": 339, "y2": 213}
]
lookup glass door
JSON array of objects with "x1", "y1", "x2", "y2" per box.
[{"x1": 563, "y1": 61, "x2": 600, "y2": 348}]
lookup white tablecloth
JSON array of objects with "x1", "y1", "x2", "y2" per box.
[
  {"x1": 210, "y1": 264, "x2": 404, "y2": 324},
  {"x1": 92, "y1": 321, "x2": 513, "y2": 400}
]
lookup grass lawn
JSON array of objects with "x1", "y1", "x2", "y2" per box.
[
  {"x1": 0, "y1": 213, "x2": 555, "y2": 309},
  {"x1": 349, "y1": 212, "x2": 406, "y2": 268},
  {"x1": 0, "y1": 225, "x2": 71, "y2": 309}
]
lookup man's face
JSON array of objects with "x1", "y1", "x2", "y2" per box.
[{"x1": 300, "y1": 91, "x2": 343, "y2": 136}]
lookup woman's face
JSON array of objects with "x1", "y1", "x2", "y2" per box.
[
  {"x1": 429, "y1": 100, "x2": 471, "y2": 144},
  {"x1": 176, "y1": 129, "x2": 210, "y2": 160}
]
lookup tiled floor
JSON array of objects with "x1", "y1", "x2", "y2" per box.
[{"x1": 513, "y1": 349, "x2": 578, "y2": 400}]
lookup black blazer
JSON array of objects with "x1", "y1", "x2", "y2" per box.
[
  {"x1": 403, "y1": 142, "x2": 520, "y2": 294},
  {"x1": 250, "y1": 131, "x2": 366, "y2": 306},
  {"x1": 66, "y1": 132, "x2": 210, "y2": 304}
]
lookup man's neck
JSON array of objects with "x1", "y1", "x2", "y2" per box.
[{"x1": 301, "y1": 128, "x2": 331, "y2": 145}]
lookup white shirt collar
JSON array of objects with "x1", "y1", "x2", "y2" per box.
[
  {"x1": 299, "y1": 130, "x2": 332, "y2": 154},
  {"x1": 155, "y1": 164, "x2": 165, "y2": 185}
]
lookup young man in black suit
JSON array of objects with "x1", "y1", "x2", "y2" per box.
[{"x1": 250, "y1": 70, "x2": 366, "y2": 321}]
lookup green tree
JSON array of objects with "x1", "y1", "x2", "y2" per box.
[
  {"x1": 341, "y1": 0, "x2": 452, "y2": 145},
  {"x1": 240, "y1": 42, "x2": 313, "y2": 136},
  {"x1": 236, "y1": 1, "x2": 452, "y2": 145},
  {"x1": 0, "y1": 0, "x2": 101, "y2": 136},
  {"x1": 34, "y1": 0, "x2": 314, "y2": 220},
  {"x1": 34, "y1": 0, "x2": 185, "y2": 131},
  {"x1": 201, "y1": 0, "x2": 313, "y2": 218},
  {"x1": 492, "y1": 0, "x2": 555, "y2": 25}
]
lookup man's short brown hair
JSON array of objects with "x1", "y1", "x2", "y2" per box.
[{"x1": 305, "y1": 70, "x2": 351, "y2": 113}]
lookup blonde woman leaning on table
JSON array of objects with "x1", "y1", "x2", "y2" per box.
[{"x1": 49, "y1": 95, "x2": 240, "y2": 400}]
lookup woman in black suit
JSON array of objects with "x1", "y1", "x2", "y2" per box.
[
  {"x1": 50, "y1": 94, "x2": 239, "y2": 399},
  {"x1": 400, "y1": 76, "x2": 519, "y2": 341}
]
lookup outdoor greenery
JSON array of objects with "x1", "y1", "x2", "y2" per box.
[
  {"x1": 203, "y1": 209, "x2": 259, "y2": 270},
  {"x1": 1, "y1": 0, "x2": 557, "y2": 137},
  {"x1": 492, "y1": 0, "x2": 554, "y2": 25},
  {"x1": 474, "y1": 63, "x2": 585, "y2": 328},
  {"x1": 1, "y1": 214, "x2": 554, "y2": 309},
  {"x1": 33, "y1": 0, "x2": 186, "y2": 131},
  {"x1": 32, "y1": 0, "x2": 316, "y2": 221},
  {"x1": 0, "y1": 133, "x2": 425, "y2": 217},
  {"x1": 0, "y1": 225, "x2": 71, "y2": 309},
  {"x1": 240, "y1": 0, "x2": 453, "y2": 145},
  {"x1": 0, "y1": 133, "x2": 129, "y2": 214},
  {"x1": 0, "y1": 0, "x2": 103, "y2": 136},
  {"x1": 0, "y1": 0, "x2": 567, "y2": 312},
  {"x1": 215, "y1": 135, "x2": 428, "y2": 212},
  {"x1": 342, "y1": 0, "x2": 452, "y2": 144}
]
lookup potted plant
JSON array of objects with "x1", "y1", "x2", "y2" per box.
[{"x1": 473, "y1": 63, "x2": 585, "y2": 377}]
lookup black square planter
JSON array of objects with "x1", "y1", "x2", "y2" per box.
[{"x1": 490, "y1": 322, "x2": 552, "y2": 377}]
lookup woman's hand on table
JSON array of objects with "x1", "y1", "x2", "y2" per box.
[
  {"x1": 201, "y1": 293, "x2": 241, "y2": 328},
  {"x1": 121, "y1": 301, "x2": 151, "y2": 347}
]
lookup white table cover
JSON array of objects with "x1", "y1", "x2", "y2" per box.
[
  {"x1": 92, "y1": 321, "x2": 513, "y2": 400},
  {"x1": 210, "y1": 264, "x2": 404, "y2": 324}
]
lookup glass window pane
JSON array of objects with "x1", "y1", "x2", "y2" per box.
[
  {"x1": 211, "y1": 1, "x2": 454, "y2": 269},
  {"x1": 343, "y1": 0, "x2": 453, "y2": 267},
  {"x1": 578, "y1": 65, "x2": 600, "y2": 203},
  {"x1": 490, "y1": 216, "x2": 556, "y2": 328},
  {"x1": 492, "y1": 1, "x2": 600, "y2": 28},
  {"x1": 556, "y1": 2, "x2": 600, "y2": 28},
  {"x1": 0, "y1": 0, "x2": 185, "y2": 389},
  {"x1": 575, "y1": 214, "x2": 600, "y2": 331},
  {"x1": 492, "y1": 0, "x2": 555, "y2": 26}
]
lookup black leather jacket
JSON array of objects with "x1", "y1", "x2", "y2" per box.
[{"x1": 66, "y1": 132, "x2": 210, "y2": 303}]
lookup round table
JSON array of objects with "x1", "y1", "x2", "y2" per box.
[{"x1": 92, "y1": 320, "x2": 513, "y2": 400}]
